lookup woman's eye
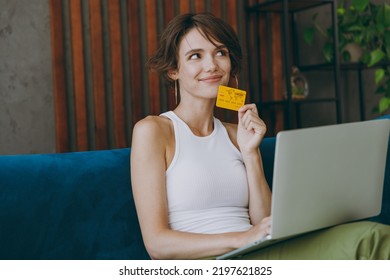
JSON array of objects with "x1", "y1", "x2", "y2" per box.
[
  {"x1": 217, "y1": 49, "x2": 228, "y2": 56},
  {"x1": 189, "y1": 53, "x2": 200, "y2": 60}
]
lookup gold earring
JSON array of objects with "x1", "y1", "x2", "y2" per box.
[{"x1": 175, "y1": 80, "x2": 178, "y2": 105}]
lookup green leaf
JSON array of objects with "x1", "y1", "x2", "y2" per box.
[
  {"x1": 375, "y1": 23, "x2": 385, "y2": 35},
  {"x1": 337, "y1": 7, "x2": 346, "y2": 16},
  {"x1": 384, "y1": 31, "x2": 390, "y2": 59},
  {"x1": 367, "y1": 49, "x2": 385, "y2": 67},
  {"x1": 323, "y1": 43, "x2": 334, "y2": 62},
  {"x1": 375, "y1": 69, "x2": 385, "y2": 84},
  {"x1": 379, "y1": 96, "x2": 390, "y2": 114},
  {"x1": 303, "y1": 28, "x2": 315, "y2": 45},
  {"x1": 351, "y1": 0, "x2": 369, "y2": 12},
  {"x1": 385, "y1": 4, "x2": 390, "y2": 27},
  {"x1": 376, "y1": 3, "x2": 390, "y2": 27}
]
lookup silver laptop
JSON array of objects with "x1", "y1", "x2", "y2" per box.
[{"x1": 217, "y1": 119, "x2": 390, "y2": 259}]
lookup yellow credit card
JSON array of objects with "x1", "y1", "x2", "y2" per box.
[{"x1": 216, "y1": 85, "x2": 246, "y2": 111}]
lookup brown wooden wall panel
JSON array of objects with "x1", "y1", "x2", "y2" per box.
[
  {"x1": 128, "y1": 0, "x2": 143, "y2": 127},
  {"x1": 224, "y1": 0, "x2": 239, "y2": 124},
  {"x1": 145, "y1": 0, "x2": 160, "y2": 115},
  {"x1": 194, "y1": 0, "x2": 206, "y2": 12},
  {"x1": 164, "y1": 0, "x2": 176, "y2": 110},
  {"x1": 70, "y1": 0, "x2": 88, "y2": 151},
  {"x1": 210, "y1": 0, "x2": 222, "y2": 17},
  {"x1": 89, "y1": 0, "x2": 108, "y2": 149},
  {"x1": 246, "y1": 0, "x2": 260, "y2": 102},
  {"x1": 49, "y1": 0, "x2": 281, "y2": 152},
  {"x1": 163, "y1": 0, "x2": 175, "y2": 32},
  {"x1": 108, "y1": 0, "x2": 127, "y2": 148},
  {"x1": 179, "y1": 0, "x2": 191, "y2": 13},
  {"x1": 49, "y1": 0, "x2": 69, "y2": 152},
  {"x1": 226, "y1": 0, "x2": 238, "y2": 32}
]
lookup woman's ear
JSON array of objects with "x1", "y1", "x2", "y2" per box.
[{"x1": 168, "y1": 69, "x2": 178, "y2": 81}]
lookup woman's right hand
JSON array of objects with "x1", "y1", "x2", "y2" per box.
[{"x1": 240, "y1": 216, "x2": 272, "y2": 247}]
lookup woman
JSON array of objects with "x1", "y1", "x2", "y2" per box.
[{"x1": 130, "y1": 13, "x2": 390, "y2": 260}]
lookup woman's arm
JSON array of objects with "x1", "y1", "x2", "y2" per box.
[
  {"x1": 131, "y1": 116, "x2": 267, "y2": 259},
  {"x1": 237, "y1": 104, "x2": 272, "y2": 225}
]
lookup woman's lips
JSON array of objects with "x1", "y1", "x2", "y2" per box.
[{"x1": 199, "y1": 75, "x2": 223, "y2": 83}]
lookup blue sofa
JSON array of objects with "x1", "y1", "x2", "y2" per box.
[{"x1": 0, "y1": 118, "x2": 389, "y2": 260}]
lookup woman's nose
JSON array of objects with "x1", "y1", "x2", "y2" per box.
[{"x1": 203, "y1": 55, "x2": 217, "y2": 72}]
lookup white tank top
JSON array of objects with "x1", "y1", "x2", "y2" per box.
[{"x1": 161, "y1": 111, "x2": 252, "y2": 234}]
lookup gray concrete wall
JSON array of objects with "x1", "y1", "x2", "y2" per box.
[{"x1": 0, "y1": 0, "x2": 55, "y2": 155}]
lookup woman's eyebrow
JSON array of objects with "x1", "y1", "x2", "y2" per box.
[
  {"x1": 184, "y1": 45, "x2": 228, "y2": 56},
  {"x1": 184, "y1": 48, "x2": 203, "y2": 56}
]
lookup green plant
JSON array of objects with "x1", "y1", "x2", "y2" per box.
[{"x1": 304, "y1": 0, "x2": 390, "y2": 114}]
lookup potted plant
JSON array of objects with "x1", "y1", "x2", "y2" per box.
[{"x1": 304, "y1": 0, "x2": 390, "y2": 114}]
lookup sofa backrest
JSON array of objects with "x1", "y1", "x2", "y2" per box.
[
  {"x1": 0, "y1": 124, "x2": 388, "y2": 259},
  {"x1": 0, "y1": 148, "x2": 149, "y2": 260}
]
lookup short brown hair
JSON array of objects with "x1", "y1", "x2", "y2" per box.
[{"x1": 147, "y1": 13, "x2": 242, "y2": 86}]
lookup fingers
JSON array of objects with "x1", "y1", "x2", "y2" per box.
[
  {"x1": 238, "y1": 104, "x2": 266, "y2": 136},
  {"x1": 241, "y1": 216, "x2": 272, "y2": 246},
  {"x1": 254, "y1": 216, "x2": 272, "y2": 237},
  {"x1": 248, "y1": 216, "x2": 272, "y2": 242},
  {"x1": 260, "y1": 216, "x2": 272, "y2": 235},
  {"x1": 238, "y1": 104, "x2": 258, "y2": 119}
]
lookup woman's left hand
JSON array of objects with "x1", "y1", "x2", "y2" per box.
[{"x1": 237, "y1": 104, "x2": 266, "y2": 155}]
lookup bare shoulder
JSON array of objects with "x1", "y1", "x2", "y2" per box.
[
  {"x1": 133, "y1": 115, "x2": 170, "y2": 136},
  {"x1": 221, "y1": 122, "x2": 239, "y2": 148},
  {"x1": 131, "y1": 115, "x2": 173, "y2": 148}
]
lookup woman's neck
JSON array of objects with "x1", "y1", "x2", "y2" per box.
[{"x1": 173, "y1": 101, "x2": 215, "y2": 137}]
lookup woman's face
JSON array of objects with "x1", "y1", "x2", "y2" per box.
[{"x1": 172, "y1": 28, "x2": 232, "y2": 101}]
